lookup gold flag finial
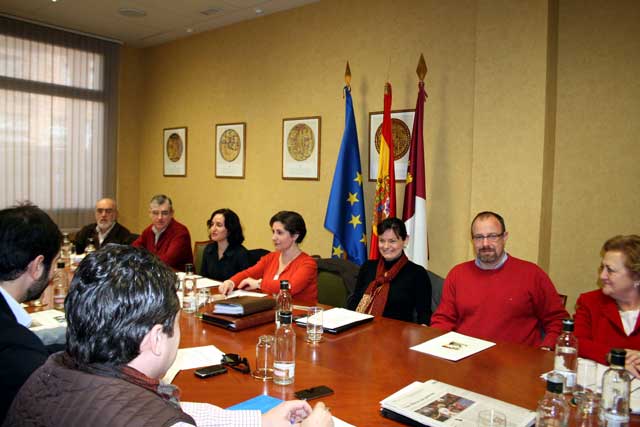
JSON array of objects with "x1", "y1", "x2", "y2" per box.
[
  {"x1": 416, "y1": 54, "x2": 428, "y2": 81},
  {"x1": 345, "y1": 61, "x2": 352, "y2": 88}
]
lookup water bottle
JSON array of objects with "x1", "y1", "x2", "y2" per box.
[
  {"x1": 52, "y1": 261, "x2": 68, "y2": 310},
  {"x1": 273, "y1": 311, "x2": 295, "y2": 385},
  {"x1": 275, "y1": 280, "x2": 292, "y2": 328},
  {"x1": 554, "y1": 318, "x2": 578, "y2": 392},
  {"x1": 182, "y1": 263, "x2": 196, "y2": 314},
  {"x1": 600, "y1": 348, "x2": 630, "y2": 427},
  {"x1": 84, "y1": 237, "x2": 96, "y2": 253},
  {"x1": 60, "y1": 233, "x2": 72, "y2": 263},
  {"x1": 536, "y1": 372, "x2": 569, "y2": 427}
]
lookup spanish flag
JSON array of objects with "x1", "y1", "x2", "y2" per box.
[{"x1": 369, "y1": 82, "x2": 396, "y2": 259}]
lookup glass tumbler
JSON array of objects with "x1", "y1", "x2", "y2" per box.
[{"x1": 252, "y1": 335, "x2": 274, "y2": 381}]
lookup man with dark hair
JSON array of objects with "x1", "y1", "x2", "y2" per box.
[
  {"x1": 0, "y1": 204, "x2": 62, "y2": 421},
  {"x1": 5, "y1": 245, "x2": 332, "y2": 427},
  {"x1": 73, "y1": 198, "x2": 135, "y2": 254},
  {"x1": 133, "y1": 194, "x2": 193, "y2": 270},
  {"x1": 431, "y1": 211, "x2": 568, "y2": 348}
]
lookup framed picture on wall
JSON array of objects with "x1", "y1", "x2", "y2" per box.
[
  {"x1": 215, "y1": 122, "x2": 246, "y2": 178},
  {"x1": 163, "y1": 127, "x2": 187, "y2": 176},
  {"x1": 368, "y1": 109, "x2": 415, "y2": 181},
  {"x1": 282, "y1": 116, "x2": 321, "y2": 180}
]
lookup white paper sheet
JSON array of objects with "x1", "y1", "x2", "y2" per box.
[
  {"x1": 163, "y1": 345, "x2": 225, "y2": 383},
  {"x1": 410, "y1": 331, "x2": 496, "y2": 361}
]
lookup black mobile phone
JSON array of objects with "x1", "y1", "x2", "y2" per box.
[
  {"x1": 194, "y1": 364, "x2": 228, "y2": 379},
  {"x1": 294, "y1": 385, "x2": 334, "y2": 400}
]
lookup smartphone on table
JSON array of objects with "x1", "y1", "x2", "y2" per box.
[
  {"x1": 194, "y1": 364, "x2": 228, "y2": 378},
  {"x1": 294, "y1": 385, "x2": 334, "y2": 400}
]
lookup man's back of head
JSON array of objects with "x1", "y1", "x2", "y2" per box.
[{"x1": 66, "y1": 244, "x2": 180, "y2": 367}]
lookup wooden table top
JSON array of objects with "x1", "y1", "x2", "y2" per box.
[{"x1": 174, "y1": 308, "x2": 554, "y2": 426}]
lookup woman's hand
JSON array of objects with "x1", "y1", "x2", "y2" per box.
[
  {"x1": 238, "y1": 277, "x2": 261, "y2": 290},
  {"x1": 625, "y1": 349, "x2": 640, "y2": 378},
  {"x1": 262, "y1": 400, "x2": 311, "y2": 427},
  {"x1": 219, "y1": 280, "x2": 235, "y2": 295}
]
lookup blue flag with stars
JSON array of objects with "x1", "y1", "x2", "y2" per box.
[{"x1": 324, "y1": 86, "x2": 367, "y2": 265}]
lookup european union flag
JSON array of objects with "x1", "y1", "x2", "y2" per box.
[{"x1": 324, "y1": 86, "x2": 367, "y2": 265}]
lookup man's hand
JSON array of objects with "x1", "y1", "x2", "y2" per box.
[
  {"x1": 262, "y1": 400, "x2": 311, "y2": 427},
  {"x1": 301, "y1": 402, "x2": 334, "y2": 427}
]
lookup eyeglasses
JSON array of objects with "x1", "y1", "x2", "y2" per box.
[
  {"x1": 472, "y1": 233, "x2": 504, "y2": 242},
  {"x1": 221, "y1": 353, "x2": 251, "y2": 374},
  {"x1": 150, "y1": 210, "x2": 171, "y2": 217},
  {"x1": 96, "y1": 208, "x2": 114, "y2": 214}
]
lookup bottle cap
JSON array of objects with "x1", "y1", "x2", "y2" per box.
[
  {"x1": 280, "y1": 280, "x2": 290, "y2": 290},
  {"x1": 279, "y1": 311, "x2": 293, "y2": 324},
  {"x1": 57, "y1": 261, "x2": 66, "y2": 268},
  {"x1": 609, "y1": 348, "x2": 626, "y2": 366},
  {"x1": 562, "y1": 318, "x2": 574, "y2": 332},
  {"x1": 546, "y1": 373, "x2": 564, "y2": 393}
]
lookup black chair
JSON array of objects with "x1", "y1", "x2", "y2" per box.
[
  {"x1": 248, "y1": 248, "x2": 269, "y2": 267},
  {"x1": 428, "y1": 270, "x2": 445, "y2": 313},
  {"x1": 314, "y1": 257, "x2": 359, "y2": 308}
]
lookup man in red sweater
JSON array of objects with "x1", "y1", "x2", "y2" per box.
[
  {"x1": 431, "y1": 211, "x2": 568, "y2": 349},
  {"x1": 133, "y1": 194, "x2": 193, "y2": 271}
]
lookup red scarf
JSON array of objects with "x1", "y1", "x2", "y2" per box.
[{"x1": 355, "y1": 253, "x2": 408, "y2": 316}]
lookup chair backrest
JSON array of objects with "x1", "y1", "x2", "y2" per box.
[
  {"x1": 193, "y1": 240, "x2": 213, "y2": 274},
  {"x1": 314, "y1": 258, "x2": 359, "y2": 308},
  {"x1": 428, "y1": 270, "x2": 445, "y2": 313},
  {"x1": 248, "y1": 248, "x2": 270, "y2": 267},
  {"x1": 559, "y1": 294, "x2": 568, "y2": 308}
]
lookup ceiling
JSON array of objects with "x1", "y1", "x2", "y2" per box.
[{"x1": 0, "y1": 0, "x2": 318, "y2": 48}]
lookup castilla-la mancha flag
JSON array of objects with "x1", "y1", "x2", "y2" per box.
[
  {"x1": 369, "y1": 82, "x2": 396, "y2": 260},
  {"x1": 402, "y1": 80, "x2": 428, "y2": 268}
]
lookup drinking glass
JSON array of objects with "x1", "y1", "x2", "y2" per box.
[
  {"x1": 575, "y1": 358, "x2": 599, "y2": 415},
  {"x1": 306, "y1": 306, "x2": 324, "y2": 343},
  {"x1": 252, "y1": 335, "x2": 274, "y2": 380},
  {"x1": 477, "y1": 409, "x2": 507, "y2": 427}
]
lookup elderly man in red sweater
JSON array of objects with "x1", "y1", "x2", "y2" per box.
[
  {"x1": 133, "y1": 194, "x2": 193, "y2": 271},
  {"x1": 431, "y1": 211, "x2": 568, "y2": 349}
]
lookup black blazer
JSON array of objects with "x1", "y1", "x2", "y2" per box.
[
  {"x1": 0, "y1": 292, "x2": 49, "y2": 422},
  {"x1": 74, "y1": 222, "x2": 135, "y2": 254}
]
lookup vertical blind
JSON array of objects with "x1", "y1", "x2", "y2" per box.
[{"x1": 0, "y1": 16, "x2": 119, "y2": 229}]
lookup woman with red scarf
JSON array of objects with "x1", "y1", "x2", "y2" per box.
[{"x1": 347, "y1": 217, "x2": 431, "y2": 324}]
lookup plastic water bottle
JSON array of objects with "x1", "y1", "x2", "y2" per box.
[
  {"x1": 275, "y1": 280, "x2": 292, "y2": 328},
  {"x1": 600, "y1": 348, "x2": 630, "y2": 427},
  {"x1": 554, "y1": 318, "x2": 578, "y2": 393},
  {"x1": 52, "y1": 261, "x2": 68, "y2": 310},
  {"x1": 536, "y1": 372, "x2": 569, "y2": 427},
  {"x1": 273, "y1": 311, "x2": 295, "y2": 385}
]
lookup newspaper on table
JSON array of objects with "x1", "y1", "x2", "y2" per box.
[{"x1": 380, "y1": 379, "x2": 536, "y2": 427}]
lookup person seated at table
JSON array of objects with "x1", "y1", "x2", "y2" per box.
[
  {"x1": 74, "y1": 198, "x2": 135, "y2": 254},
  {"x1": 574, "y1": 234, "x2": 640, "y2": 375},
  {"x1": 431, "y1": 211, "x2": 568, "y2": 348},
  {"x1": 219, "y1": 211, "x2": 318, "y2": 304},
  {"x1": 0, "y1": 204, "x2": 62, "y2": 423},
  {"x1": 4, "y1": 245, "x2": 333, "y2": 427},
  {"x1": 347, "y1": 218, "x2": 431, "y2": 324},
  {"x1": 133, "y1": 194, "x2": 193, "y2": 271},
  {"x1": 201, "y1": 208, "x2": 250, "y2": 281}
]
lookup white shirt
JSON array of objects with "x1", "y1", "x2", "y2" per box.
[
  {"x1": 0, "y1": 285, "x2": 32, "y2": 327},
  {"x1": 619, "y1": 309, "x2": 640, "y2": 336}
]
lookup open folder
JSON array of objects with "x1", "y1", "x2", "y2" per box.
[{"x1": 295, "y1": 307, "x2": 373, "y2": 334}]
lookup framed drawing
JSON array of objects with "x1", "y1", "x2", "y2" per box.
[
  {"x1": 282, "y1": 116, "x2": 321, "y2": 180},
  {"x1": 368, "y1": 109, "x2": 415, "y2": 181},
  {"x1": 215, "y1": 122, "x2": 246, "y2": 178},
  {"x1": 163, "y1": 127, "x2": 187, "y2": 176}
]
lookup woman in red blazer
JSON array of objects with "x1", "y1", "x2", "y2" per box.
[{"x1": 574, "y1": 235, "x2": 640, "y2": 376}]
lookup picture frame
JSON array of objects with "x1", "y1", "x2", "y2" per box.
[
  {"x1": 282, "y1": 116, "x2": 321, "y2": 180},
  {"x1": 368, "y1": 109, "x2": 415, "y2": 181},
  {"x1": 215, "y1": 122, "x2": 246, "y2": 179},
  {"x1": 163, "y1": 127, "x2": 187, "y2": 177}
]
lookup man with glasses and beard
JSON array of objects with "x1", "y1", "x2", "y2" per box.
[
  {"x1": 0, "y1": 204, "x2": 62, "y2": 422},
  {"x1": 431, "y1": 211, "x2": 568, "y2": 349}
]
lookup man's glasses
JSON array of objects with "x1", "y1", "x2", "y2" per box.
[
  {"x1": 96, "y1": 208, "x2": 114, "y2": 214},
  {"x1": 221, "y1": 353, "x2": 250, "y2": 374},
  {"x1": 472, "y1": 233, "x2": 504, "y2": 242},
  {"x1": 150, "y1": 210, "x2": 171, "y2": 217}
]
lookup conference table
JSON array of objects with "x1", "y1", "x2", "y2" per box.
[{"x1": 174, "y1": 306, "x2": 555, "y2": 426}]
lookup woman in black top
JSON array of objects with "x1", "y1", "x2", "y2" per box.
[
  {"x1": 200, "y1": 208, "x2": 250, "y2": 281},
  {"x1": 347, "y1": 217, "x2": 432, "y2": 324}
]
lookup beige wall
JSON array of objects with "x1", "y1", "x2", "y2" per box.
[{"x1": 116, "y1": 0, "x2": 640, "y2": 309}]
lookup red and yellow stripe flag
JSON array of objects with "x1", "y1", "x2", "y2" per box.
[{"x1": 369, "y1": 82, "x2": 396, "y2": 259}]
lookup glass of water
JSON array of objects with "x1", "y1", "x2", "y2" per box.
[
  {"x1": 477, "y1": 409, "x2": 507, "y2": 427},
  {"x1": 306, "y1": 306, "x2": 324, "y2": 343}
]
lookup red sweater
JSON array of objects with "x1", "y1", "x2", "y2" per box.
[
  {"x1": 229, "y1": 251, "x2": 318, "y2": 305},
  {"x1": 132, "y1": 219, "x2": 193, "y2": 270},
  {"x1": 574, "y1": 289, "x2": 640, "y2": 364},
  {"x1": 431, "y1": 256, "x2": 568, "y2": 348}
]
